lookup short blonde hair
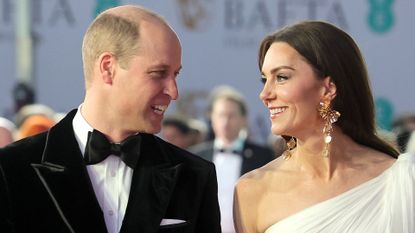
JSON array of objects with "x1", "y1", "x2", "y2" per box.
[{"x1": 81, "y1": 6, "x2": 167, "y2": 84}]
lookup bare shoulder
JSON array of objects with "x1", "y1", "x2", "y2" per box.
[
  {"x1": 234, "y1": 158, "x2": 285, "y2": 233},
  {"x1": 234, "y1": 157, "x2": 288, "y2": 215},
  {"x1": 237, "y1": 157, "x2": 284, "y2": 191}
]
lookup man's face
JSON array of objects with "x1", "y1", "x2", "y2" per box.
[
  {"x1": 211, "y1": 98, "x2": 246, "y2": 143},
  {"x1": 110, "y1": 22, "x2": 182, "y2": 134}
]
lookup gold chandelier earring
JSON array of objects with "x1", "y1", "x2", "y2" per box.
[
  {"x1": 282, "y1": 137, "x2": 296, "y2": 160},
  {"x1": 318, "y1": 100, "x2": 341, "y2": 157}
]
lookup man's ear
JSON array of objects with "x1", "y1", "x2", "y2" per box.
[
  {"x1": 98, "y1": 52, "x2": 116, "y2": 85},
  {"x1": 322, "y1": 76, "x2": 337, "y2": 101}
]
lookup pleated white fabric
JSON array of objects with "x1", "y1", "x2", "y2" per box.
[{"x1": 265, "y1": 153, "x2": 415, "y2": 233}]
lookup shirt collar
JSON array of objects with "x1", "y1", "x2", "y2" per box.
[
  {"x1": 72, "y1": 104, "x2": 93, "y2": 156},
  {"x1": 214, "y1": 137, "x2": 244, "y2": 152}
]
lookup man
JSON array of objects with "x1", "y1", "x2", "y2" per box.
[
  {"x1": 0, "y1": 5, "x2": 221, "y2": 233},
  {"x1": 189, "y1": 85, "x2": 275, "y2": 233},
  {"x1": 161, "y1": 116, "x2": 208, "y2": 149},
  {"x1": 0, "y1": 117, "x2": 15, "y2": 147},
  {"x1": 161, "y1": 116, "x2": 193, "y2": 149}
]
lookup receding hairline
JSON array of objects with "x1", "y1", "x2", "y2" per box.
[
  {"x1": 98, "y1": 5, "x2": 171, "y2": 30},
  {"x1": 82, "y1": 5, "x2": 179, "y2": 83}
]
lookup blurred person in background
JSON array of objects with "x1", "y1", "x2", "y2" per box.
[
  {"x1": 190, "y1": 85, "x2": 275, "y2": 233},
  {"x1": 11, "y1": 103, "x2": 57, "y2": 140},
  {"x1": 406, "y1": 131, "x2": 415, "y2": 153},
  {"x1": 161, "y1": 115, "x2": 193, "y2": 148},
  {"x1": 14, "y1": 103, "x2": 55, "y2": 128},
  {"x1": 161, "y1": 115, "x2": 208, "y2": 149},
  {"x1": 12, "y1": 82, "x2": 35, "y2": 114},
  {"x1": 187, "y1": 118, "x2": 208, "y2": 147},
  {"x1": 376, "y1": 128, "x2": 398, "y2": 150},
  {"x1": 16, "y1": 115, "x2": 56, "y2": 140},
  {"x1": 0, "y1": 117, "x2": 16, "y2": 147},
  {"x1": 392, "y1": 113, "x2": 415, "y2": 152}
]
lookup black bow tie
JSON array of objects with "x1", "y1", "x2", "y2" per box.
[
  {"x1": 217, "y1": 148, "x2": 241, "y2": 155},
  {"x1": 84, "y1": 130, "x2": 141, "y2": 168}
]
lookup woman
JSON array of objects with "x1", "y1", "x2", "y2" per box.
[{"x1": 233, "y1": 21, "x2": 414, "y2": 233}]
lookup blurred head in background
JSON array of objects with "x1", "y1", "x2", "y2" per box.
[
  {"x1": 161, "y1": 116, "x2": 192, "y2": 148},
  {"x1": 0, "y1": 117, "x2": 16, "y2": 147},
  {"x1": 17, "y1": 115, "x2": 55, "y2": 139},
  {"x1": 208, "y1": 85, "x2": 247, "y2": 147}
]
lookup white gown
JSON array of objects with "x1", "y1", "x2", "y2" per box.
[{"x1": 265, "y1": 153, "x2": 415, "y2": 233}]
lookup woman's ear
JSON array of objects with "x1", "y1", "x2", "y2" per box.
[
  {"x1": 322, "y1": 76, "x2": 337, "y2": 101},
  {"x1": 98, "y1": 52, "x2": 116, "y2": 85}
]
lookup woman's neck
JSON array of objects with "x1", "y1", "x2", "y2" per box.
[{"x1": 289, "y1": 129, "x2": 360, "y2": 181}]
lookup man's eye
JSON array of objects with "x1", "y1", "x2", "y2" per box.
[
  {"x1": 260, "y1": 77, "x2": 266, "y2": 84},
  {"x1": 150, "y1": 70, "x2": 165, "y2": 77}
]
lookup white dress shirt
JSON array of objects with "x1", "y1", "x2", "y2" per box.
[
  {"x1": 72, "y1": 107, "x2": 133, "y2": 233},
  {"x1": 213, "y1": 138, "x2": 244, "y2": 233}
]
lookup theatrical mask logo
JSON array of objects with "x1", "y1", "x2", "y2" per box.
[{"x1": 175, "y1": 0, "x2": 216, "y2": 31}]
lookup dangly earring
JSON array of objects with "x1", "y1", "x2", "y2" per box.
[
  {"x1": 282, "y1": 137, "x2": 296, "y2": 160},
  {"x1": 318, "y1": 100, "x2": 341, "y2": 157}
]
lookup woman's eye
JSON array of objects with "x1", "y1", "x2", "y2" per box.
[
  {"x1": 276, "y1": 75, "x2": 289, "y2": 82},
  {"x1": 260, "y1": 77, "x2": 267, "y2": 84}
]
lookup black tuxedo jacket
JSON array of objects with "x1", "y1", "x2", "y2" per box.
[
  {"x1": 0, "y1": 110, "x2": 221, "y2": 233},
  {"x1": 189, "y1": 140, "x2": 275, "y2": 176}
]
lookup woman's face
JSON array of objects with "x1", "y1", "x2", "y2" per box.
[{"x1": 260, "y1": 42, "x2": 329, "y2": 138}]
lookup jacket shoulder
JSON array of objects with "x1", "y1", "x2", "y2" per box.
[{"x1": 0, "y1": 132, "x2": 47, "y2": 163}]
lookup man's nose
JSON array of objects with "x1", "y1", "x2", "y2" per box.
[{"x1": 164, "y1": 78, "x2": 179, "y2": 100}]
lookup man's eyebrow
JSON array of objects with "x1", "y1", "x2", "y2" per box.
[{"x1": 148, "y1": 64, "x2": 182, "y2": 71}]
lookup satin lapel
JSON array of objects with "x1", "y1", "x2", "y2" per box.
[
  {"x1": 121, "y1": 134, "x2": 182, "y2": 233},
  {"x1": 31, "y1": 110, "x2": 107, "y2": 233}
]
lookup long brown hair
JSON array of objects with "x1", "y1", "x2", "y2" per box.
[{"x1": 258, "y1": 21, "x2": 398, "y2": 158}]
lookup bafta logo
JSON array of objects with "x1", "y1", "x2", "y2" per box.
[{"x1": 176, "y1": 0, "x2": 215, "y2": 31}]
